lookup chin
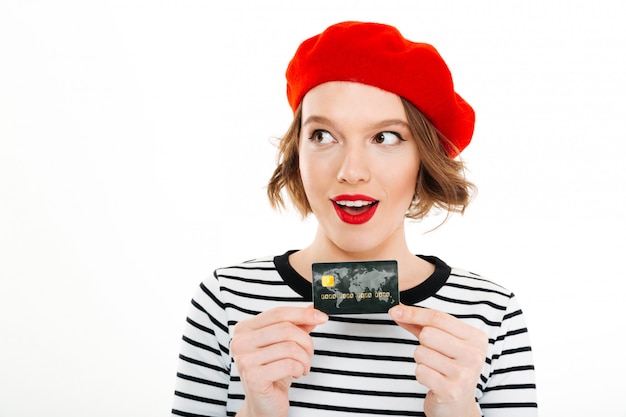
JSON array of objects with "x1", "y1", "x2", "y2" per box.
[{"x1": 329, "y1": 235, "x2": 387, "y2": 259}]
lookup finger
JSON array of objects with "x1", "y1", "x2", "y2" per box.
[
  {"x1": 389, "y1": 305, "x2": 475, "y2": 340},
  {"x1": 235, "y1": 341, "x2": 313, "y2": 382},
  {"x1": 252, "y1": 340, "x2": 314, "y2": 373},
  {"x1": 414, "y1": 347, "x2": 484, "y2": 405},
  {"x1": 414, "y1": 359, "x2": 447, "y2": 392},
  {"x1": 391, "y1": 316, "x2": 423, "y2": 339},
  {"x1": 390, "y1": 305, "x2": 488, "y2": 364},
  {"x1": 242, "y1": 321, "x2": 317, "y2": 356},
  {"x1": 413, "y1": 344, "x2": 456, "y2": 377},
  {"x1": 413, "y1": 347, "x2": 469, "y2": 398},
  {"x1": 236, "y1": 306, "x2": 328, "y2": 333},
  {"x1": 417, "y1": 325, "x2": 467, "y2": 360},
  {"x1": 242, "y1": 357, "x2": 309, "y2": 388},
  {"x1": 299, "y1": 306, "x2": 328, "y2": 333}
]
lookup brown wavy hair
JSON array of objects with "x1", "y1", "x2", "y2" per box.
[{"x1": 267, "y1": 98, "x2": 475, "y2": 221}]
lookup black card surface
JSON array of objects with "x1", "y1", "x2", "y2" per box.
[{"x1": 312, "y1": 260, "x2": 399, "y2": 315}]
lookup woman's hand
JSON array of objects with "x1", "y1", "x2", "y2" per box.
[
  {"x1": 389, "y1": 304, "x2": 488, "y2": 417},
  {"x1": 231, "y1": 305, "x2": 328, "y2": 417}
]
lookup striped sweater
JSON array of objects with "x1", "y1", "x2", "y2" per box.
[{"x1": 172, "y1": 251, "x2": 538, "y2": 417}]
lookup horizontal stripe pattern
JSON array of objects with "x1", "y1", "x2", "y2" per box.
[{"x1": 172, "y1": 254, "x2": 537, "y2": 416}]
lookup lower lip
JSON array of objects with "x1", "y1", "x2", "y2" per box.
[{"x1": 332, "y1": 202, "x2": 379, "y2": 225}]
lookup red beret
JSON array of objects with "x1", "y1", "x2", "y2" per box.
[{"x1": 286, "y1": 21, "x2": 475, "y2": 157}]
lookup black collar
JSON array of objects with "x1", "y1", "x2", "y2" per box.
[{"x1": 274, "y1": 250, "x2": 451, "y2": 305}]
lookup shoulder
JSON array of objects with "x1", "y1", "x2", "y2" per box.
[
  {"x1": 199, "y1": 252, "x2": 305, "y2": 315},
  {"x1": 198, "y1": 254, "x2": 285, "y2": 292},
  {"x1": 416, "y1": 255, "x2": 514, "y2": 304},
  {"x1": 424, "y1": 263, "x2": 523, "y2": 331},
  {"x1": 443, "y1": 266, "x2": 519, "y2": 315},
  {"x1": 447, "y1": 266, "x2": 514, "y2": 298},
  {"x1": 214, "y1": 254, "x2": 278, "y2": 277}
]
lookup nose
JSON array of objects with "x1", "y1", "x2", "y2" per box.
[{"x1": 336, "y1": 144, "x2": 371, "y2": 184}]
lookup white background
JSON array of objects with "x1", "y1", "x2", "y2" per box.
[{"x1": 1, "y1": 1, "x2": 625, "y2": 416}]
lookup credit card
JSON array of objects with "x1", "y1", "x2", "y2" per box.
[{"x1": 312, "y1": 260, "x2": 399, "y2": 315}]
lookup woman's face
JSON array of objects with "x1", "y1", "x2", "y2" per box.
[{"x1": 299, "y1": 81, "x2": 420, "y2": 257}]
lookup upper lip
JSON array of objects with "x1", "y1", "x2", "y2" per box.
[{"x1": 332, "y1": 194, "x2": 378, "y2": 206}]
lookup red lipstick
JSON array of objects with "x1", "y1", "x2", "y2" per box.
[{"x1": 331, "y1": 194, "x2": 379, "y2": 225}]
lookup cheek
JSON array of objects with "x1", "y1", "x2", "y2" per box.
[
  {"x1": 298, "y1": 155, "x2": 312, "y2": 187},
  {"x1": 394, "y1": 177, "x2": 418, "y2": 206},
  {"x1": 298, "y1": 154, "x2": 324, "y2": 201},
  {"x1": 391, "y1": 169, "x2": 419, "y2": 210}
]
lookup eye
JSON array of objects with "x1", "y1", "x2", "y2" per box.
[
  {"x1": 308, "y1": 129, "x2": 335, "y2": 144},
  {"x1": 373, "y1": 131, "x2": 404, "y2": 145}
]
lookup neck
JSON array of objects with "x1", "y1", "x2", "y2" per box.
[
  {"x1": 290, "y1": 226, "x2": 434, "y2": 290},
  {"x1": 307, "y1": 225, "x2": 414, "y2": 262}
]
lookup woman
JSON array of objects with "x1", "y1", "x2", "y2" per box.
[{"x1": 172, "y1": 21, "x2": 537, "y2": 417}]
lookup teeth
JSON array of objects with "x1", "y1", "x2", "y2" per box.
[{"x1": 336, "y1": 200, "x2": 374, "y2": 208}]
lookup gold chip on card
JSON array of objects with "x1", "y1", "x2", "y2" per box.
[{"x1": 321, "y1": 275, "x2": 335, "y2": 287}]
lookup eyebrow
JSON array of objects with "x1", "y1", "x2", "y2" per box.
[{"x1": 302, "y1": 115, "x2": 410, "y2": 130}]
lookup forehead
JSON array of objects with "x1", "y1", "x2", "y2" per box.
[{"x1": 301, "y1": 81, "x2": 406, "y2": 123}]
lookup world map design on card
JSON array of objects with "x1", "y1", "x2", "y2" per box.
[{"x1": 312, "y1": 260, "x2": 399, "y2": 315}]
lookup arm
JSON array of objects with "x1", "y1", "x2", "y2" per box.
[
  {"x1": 172, "y1": 277, "x2": 233, "y2": 416},
  {"x1": 479, "y1": 295, "x2": 538, "y2": 417}
]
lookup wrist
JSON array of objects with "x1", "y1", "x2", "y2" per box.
[
  {"x1": 425, "y1": 396, "x2": 481, "y2": 417},
  {"x1": 236, "y1": 399, "x2": 290, "y2": 417}
]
